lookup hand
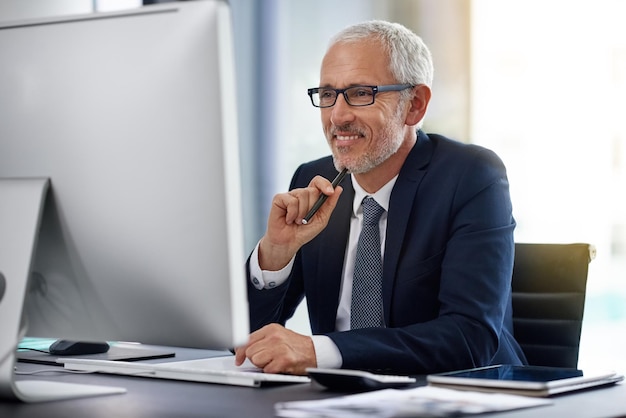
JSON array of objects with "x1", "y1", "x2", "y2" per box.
[
  {"x1": 234, "y1": 324, "x2": 317, "y2": 375},
  {"x1": 258, "y1": 176, "x2": 343, "y2": 271}
]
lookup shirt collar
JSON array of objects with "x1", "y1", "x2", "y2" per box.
[{"x1": 351, "y1": 174, "x2": 398, "y2": 216}]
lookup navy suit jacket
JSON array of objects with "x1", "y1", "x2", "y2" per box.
[{"x1": 247, "y1": 131, "x2": 527, "y2": 374}]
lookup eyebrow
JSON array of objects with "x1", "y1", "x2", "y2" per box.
[{"x1": 317, "y1": 83, "x2": 376, "y2": 89}]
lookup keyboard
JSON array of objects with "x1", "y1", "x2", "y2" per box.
[{"x1": 61, "y1": 356, "x2": 311, "y2": 388}]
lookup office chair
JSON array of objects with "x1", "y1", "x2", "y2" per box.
[{"x1": 511, "y1": 242, "x2": 595, "y2": 369}]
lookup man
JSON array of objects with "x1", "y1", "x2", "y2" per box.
[{"x1": 235, "y1": 20, "x2": 527, "y2": 375}]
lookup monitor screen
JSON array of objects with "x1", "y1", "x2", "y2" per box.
[{"x1": 0, "y1": 0, "x2": 249, "y2": 351}]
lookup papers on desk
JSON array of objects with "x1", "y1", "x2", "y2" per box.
[{"x1": 275, "y1": 386, "x2": 551, "y2": 418}]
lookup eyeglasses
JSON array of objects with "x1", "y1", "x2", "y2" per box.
[{"x1": 307, "y1": 84, "x2": 414, "y2": 108}]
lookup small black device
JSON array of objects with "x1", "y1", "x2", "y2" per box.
[
  {"x1": 306, "y1": 367, "x2": 416, "y2": 392},
  {"x1": 48, "y1": 340, "x2": 111, "y2": 356}
]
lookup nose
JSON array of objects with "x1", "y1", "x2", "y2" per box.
[{"x1": 329, "y1": 93, "x2": 356, "y2": 126}]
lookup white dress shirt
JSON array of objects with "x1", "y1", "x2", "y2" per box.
[{"x1": 249, "y1": 174, "x2": 397, "y2": 368}]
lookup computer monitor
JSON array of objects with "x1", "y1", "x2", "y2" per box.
[{"x1": 0, "y1": 0, "x2": 249, "y2": 400}]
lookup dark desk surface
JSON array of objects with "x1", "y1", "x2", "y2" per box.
[{"x1": 3, "y1": 346, "x2": 625, "y2": 418}]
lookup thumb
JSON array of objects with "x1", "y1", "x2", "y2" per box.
[{"x1": 312, "y1": 185, "x2": 343, "y2": 224}]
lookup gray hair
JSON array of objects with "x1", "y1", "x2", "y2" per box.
[{"x1": 328, "y1": 20, "x2": 434, "y2": 98}]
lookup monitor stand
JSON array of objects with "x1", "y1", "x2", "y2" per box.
[{"x1": 0, "y1": 178, "x2": 125, "y2": 402}]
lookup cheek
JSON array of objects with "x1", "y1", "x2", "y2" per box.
[
  {"x1": 322, "y1": 121, "x2": 332, "y2": 140},
  {"x1": 321, "y1": 112, "x2": 332, "y2": 132}
]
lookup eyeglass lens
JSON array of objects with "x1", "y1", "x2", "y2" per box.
[{"x1": 316, "y1": 86, "x2": 375, "y2": 107}]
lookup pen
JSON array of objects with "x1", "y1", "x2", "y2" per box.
[{"x1": 301, "y1": 168, "x2": 348, "y2": 225}]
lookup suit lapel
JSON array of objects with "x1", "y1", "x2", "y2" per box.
[
  {"x1": 312, "y1": 175, "x2": 354, "y2": 332},
  {"x1": 382, "y1": 132, "x2": 433, "y2": 322}
]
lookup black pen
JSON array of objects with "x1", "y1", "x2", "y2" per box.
[{"x1": 301, "y1": 168, "x2": 348, "y2": 225}]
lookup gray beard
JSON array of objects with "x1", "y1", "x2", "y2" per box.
[{"x1": 331, "y1": 105, "x2": 405, "y2": 174}]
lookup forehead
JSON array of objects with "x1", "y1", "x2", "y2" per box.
[{"x1": 320, "y1": 39, "x2": 393, "y2": 87}]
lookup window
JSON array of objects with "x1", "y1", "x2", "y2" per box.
[{"x1": 471, "y1": 0, "x2": 626, "y2": 371}]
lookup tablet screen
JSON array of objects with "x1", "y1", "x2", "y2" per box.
[
  {"x1": 428, "y1": 365, "x2": 623, "y2": 395},
  {"x1": 443, "y1": 365, "x2": 583, "y2": 382}
]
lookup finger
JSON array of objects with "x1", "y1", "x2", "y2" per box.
[
  {"x1": 292, "y1": 176, "x2": 338, "y2": 224},
  {"x1": 304, "y1": 185, "x2": 344, "y2": 225},
  {"x1": 271, "y1": 192, "x2": 301, "y2": 225},
  {"x1": 308, "y1": 175, "x2": 335, "y2": 196},
  {"x1": 282, "y1": 188, "x2": 317, "y2": 225},
  {"x1": 275, "y1": 189, "x2": 323, "y2": 225},
  {"x1": 271, "y1": 177, "x2": 337, "y2": 225},
  {"x1": 234, "y1": 345, "x2": 247, "y2": 366},
  {"x1": 244, "y1": 336, "x2": 283, "y2": 372},
  {"x1": 247, "y1": 348, "x2": 273, "y2": 370},
  {"x1": 242, "y1": 335, "x2": 274, "y2": 369},
  {"x1": 234, "y1": 326, "x2": 268, "y2": 366},
  {"x1": 323, "y1": 184, "x2": 343, "y2": 209}
]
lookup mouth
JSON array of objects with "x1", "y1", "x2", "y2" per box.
[
  {"x1": 329, "y1": 124, "x2": 366, "y2": 150},
  {"x1": 332, "y1": 128, "x2": 364, "y2": 145},
  {"x1": 335, "y1": 134, "x2": 360, "y2": 142}
]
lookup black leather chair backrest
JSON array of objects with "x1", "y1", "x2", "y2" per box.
[{"x1": 512, "y1": 243, "x2": 595, "y2": 369}]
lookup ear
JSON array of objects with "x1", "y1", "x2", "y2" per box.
[{"x1": 404, "y1": 84, "x2": 431, "y2": 126}]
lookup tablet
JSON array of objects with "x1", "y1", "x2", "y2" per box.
[{"x1": 427, "y1": 365, "x2": 623, "y2": 397}]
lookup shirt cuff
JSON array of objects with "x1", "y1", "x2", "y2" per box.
[
  {"x1": 249, "y1": 241, "x2": 294, "y2": 290},
  {"x1": 311, "y1": 335, "x2": 343, "y2": 369}
]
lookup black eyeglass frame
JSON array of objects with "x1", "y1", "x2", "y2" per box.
[{"x1": 307, "y1": 83, "x2": 414, "y2": 108}]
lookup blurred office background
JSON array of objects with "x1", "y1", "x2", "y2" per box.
[{"x1": 2, "y1": 0, "x2": 624, "y2": 372}]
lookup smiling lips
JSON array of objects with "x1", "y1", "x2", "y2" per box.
[{"x1": 336, "y1": 134, "x2": 360, "y2": 141}]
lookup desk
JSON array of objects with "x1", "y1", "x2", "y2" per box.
[{"x1": 2, "y1": 346, "x2": 625, "y2": 418}]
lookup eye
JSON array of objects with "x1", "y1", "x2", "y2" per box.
[
  {"x1": 350, "y1": 87, "x2": 374, "y2": 98},
  {"x1": 318, "y1": 89, "x2": 336, "y2": 99}
]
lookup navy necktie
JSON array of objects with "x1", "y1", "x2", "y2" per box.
[{"x1": 351, "y1": 196, "x2": 385, "y2": 329}]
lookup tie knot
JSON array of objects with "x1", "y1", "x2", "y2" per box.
[{"x1": 361, "y1": 197, "x2": 384, "y2": 226}]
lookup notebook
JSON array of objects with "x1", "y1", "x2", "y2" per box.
[
  {"x1": 60, "y1": 355, "x2": 311, "y2": 388},
  {"x1": 427, "y1": 364, "x2": 624, "y2": 397}
]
